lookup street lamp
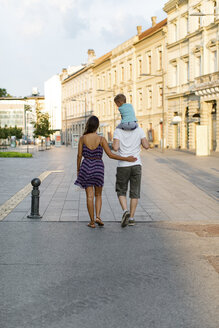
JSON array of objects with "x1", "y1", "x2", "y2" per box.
[
  {"x1": 141, "y1": 70, "x2": 165, "y2": 152},
  {"x1": 24, "y1": 104, "x2": 32, "y2": 153}
]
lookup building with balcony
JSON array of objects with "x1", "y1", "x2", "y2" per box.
[
  {"x1": 164, "y1": 0, "x2": 219, "y2": 151},
  {"x1": 134, "y1": 17, "x2": 167, "y2": 147}
]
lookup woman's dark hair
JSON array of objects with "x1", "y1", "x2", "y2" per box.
[{"x1": 83, "y1": 116, "x2": 99, "y2": 135}]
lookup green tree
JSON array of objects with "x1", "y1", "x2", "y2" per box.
[
  {"x1": 0, "y1": 88, "x2": 11, "y2": 97},
  {"x1": 32, "y1": 109, "x2": 53, "y2": 139},
  {"x1": 8, "y1": 126, "x2": 23, "y2": 139}
]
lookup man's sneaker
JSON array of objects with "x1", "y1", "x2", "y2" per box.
[
  {"x1": 121, "y1": 211, "x2": 130, "y2": 228},
  {"x1": 128, "y1": 218, "x2": 135, "y2": 226}
]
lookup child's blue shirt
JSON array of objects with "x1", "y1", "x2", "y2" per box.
[{"x1": 118, "y1": 103, "x2": 137, "y2": 123}]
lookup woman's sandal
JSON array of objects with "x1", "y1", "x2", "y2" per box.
[
  {"x1": 95, "y1": 217, "x2": 104, "y2": 226},
  {"x1": 87, "y1": 222, "x2": 96, "y2": 228}
]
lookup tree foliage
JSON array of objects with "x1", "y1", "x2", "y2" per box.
[
  {"x1": 0, "y1": 126, "x2": 23, "y2": 140},
  {"x1": 32, "y1": 108, "x2": 53, "y2": 138},
  {"x1": 0, "y1": 88, "x2": 11, "y2": 97}
]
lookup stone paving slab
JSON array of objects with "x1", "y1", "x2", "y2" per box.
[{"x1": 0, "y1": 147, "x2": 218, "y2": 223}]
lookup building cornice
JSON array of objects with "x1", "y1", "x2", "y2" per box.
[
  {"x1": 62, "y1": 65, "x2": 92, "y2": 84},
  {"x1": 166, "y1": 28, "x2": 204, "y2": 49},
  {"x1": 163, "y1": 0, "x2": 188, "y2": 13}
]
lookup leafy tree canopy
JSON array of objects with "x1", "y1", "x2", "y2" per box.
[
  {"x1": 32, "y1": 110, "x2": 54, "y2": 138},
  {"x1": 0, "y1": 88, "x2": 11, "y2": 97}
]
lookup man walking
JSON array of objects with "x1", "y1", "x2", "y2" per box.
[{"x1": 113, "y1": 124, "x2": 149, "y2": 227}]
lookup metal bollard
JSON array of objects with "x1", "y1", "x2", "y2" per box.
[{"x1": 27, "y1": 178, "x2": 42, "y2": 219}]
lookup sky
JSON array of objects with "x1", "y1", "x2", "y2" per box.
[{"x1": 0, "y1": 0, "x2": 167, "y2": 97}]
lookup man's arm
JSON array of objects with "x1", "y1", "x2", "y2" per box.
[
  {"x1": 112, "y1": 138, "x2": 120, "y2": 151},
  {"x1": 141, "y1": 137, "x2": 149, "y2": 150}
]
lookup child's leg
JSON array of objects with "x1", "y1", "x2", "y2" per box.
[
  {"x1": 85, "y1": 186, "x2": 95, "y2": 224},
  {"x1": 116, "y1": 122, "x2": 138, "y2": 130},
  {"x1": 94, "y1": 186, "x2": 103, "y2": 218}
]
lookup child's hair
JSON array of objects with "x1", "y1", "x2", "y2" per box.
[
  {"x1": 83, "y1": 115, "x2": 99, "y2": 135},
  {"x1": 114, "y1": 94, "x2": 126, "y2": 104}
]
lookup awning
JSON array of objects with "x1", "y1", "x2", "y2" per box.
[{"x1": 170, "y1": 116, "x2": 182, "y2": 125}]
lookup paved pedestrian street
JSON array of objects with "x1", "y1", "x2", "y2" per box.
[{"x1": 0, "y1": 147, "x2": 218, "y2": 328}]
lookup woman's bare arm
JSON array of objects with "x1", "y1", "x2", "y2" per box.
[
  {"x1": 77, "y1": 136, "x2": 83, "y2": 174},
  {"x1": 101, "y1": 137, "x2": 136, "y2": 162}
]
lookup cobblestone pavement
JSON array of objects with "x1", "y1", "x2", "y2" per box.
[
  {"x1": 0, "y1": 147, "x2": 218, "y2": 328},
  {"x1": 0, "y1": 146, "x2": 218, "y2": 222}
]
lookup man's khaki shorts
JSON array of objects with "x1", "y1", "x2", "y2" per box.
[{"x1": 115, "y1": 165, "x2": 142, "y2": 199}]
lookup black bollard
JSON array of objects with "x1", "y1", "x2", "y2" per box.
[{"x1": 27, "y1": 178, "x2": 42, "y2": 219}]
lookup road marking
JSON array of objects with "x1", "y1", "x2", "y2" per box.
[{"x1": 0, "y1": 170, "x2": 64, "y2": 221}]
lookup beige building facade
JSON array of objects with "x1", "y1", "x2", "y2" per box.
[{"x1": 164, "y1": 0, "x2": 219, "y2": 152}]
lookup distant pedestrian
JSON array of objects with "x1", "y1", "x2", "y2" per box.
[
  {"x1": 113, "y1": 124, "x2": 149, "y2": 227},
  {"x1": 75, "y1": 116, "x2": 137, "y2": 228},
  {"x1": 114, "y1": 93, "x2": 138, "y2": 130}
]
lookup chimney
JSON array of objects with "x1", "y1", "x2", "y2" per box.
[
  {"x1": 60, "y1": 68, "x2": 68, "y2": 81},
  {"x1": 137, "y1": 25, "x2": 142, "y2": 35},
  {"x1": 151, "y1": 16, "x2": 157, "y2": 27},
  {"x1": 87, "y1": 49, "x2": 96, "y2": 64}
]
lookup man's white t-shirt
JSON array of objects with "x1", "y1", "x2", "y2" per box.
[{"x1": 113, "y1": 127, "x2": 146, "y2": 167}]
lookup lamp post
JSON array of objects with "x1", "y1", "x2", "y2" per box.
[
  {"x1": 24, "y1": 104, "x2": 32, "y2": 153},
  {"x1": 141, "y1": 70, "x2": 165, "y2": 152}
]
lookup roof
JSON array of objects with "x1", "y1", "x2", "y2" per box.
[
  {"x1": 93, "y1": 51, "x2": 112, "y2": 68},
  {"x1": 138, "y1": 18, "x2": 167, "y2": 41}
]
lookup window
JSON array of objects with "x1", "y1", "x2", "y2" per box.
[
  {"x1": 102, "y1": 75, "x2": 105, "y2": 89},
  {"x1": 138, "y1": 89, "x2": 143, "y2": 110},
  {"x1": 147, "y1": 86, "x2": 152, "y2": 108},
  {"x1": 97, "y1": 76, "x2": 100, "y2": 89},
  {"x1": 172, "y1": 21, "x2": 177, "y2": 42},
  {"x1": 186, "y1": 61, "x2": 190, "y2": 82},
  {"x1": 210, "y1": 50, "x2": 217, "y2": 72},
  {"x1": 171, "y1": 62, "x2": 178, "y2": 86},
  {"x1": 195, "y1": 56, "x2": 202, "y2": 77},
  {"x1": 114, "y1": 70, "x2": 117, "y2": 84},
  {"x1": 108, "y1": 72, "x2": 111, "y2": 88},
  {"x1": 157, "y1": 47, "x2": 162, "y2": 70},
  {"x1": 157, "y1": 84, "x2": 163, "y2": 106},
  {"x1": 130, "y1": 94, "x2": 133, "y2": 103},
  {"x1": 146, "y1": 52, "x2": 152, "y2": 74},
  {"x1": 138, "y1": 58, "x2": 142, "y2": 76},
  {"x1": 213, "y1": 1, "x2": 217, "y2": 20},
  {"x1": 121, "y1": 66, "x2": 125, "y2": 81},
  {"x1": 129, "y1": 63, "x2": 133, "y2": 79}
]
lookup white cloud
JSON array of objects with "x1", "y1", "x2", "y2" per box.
[{"x1": 0, "y1": 0, "x2": 167, "y2": 95}]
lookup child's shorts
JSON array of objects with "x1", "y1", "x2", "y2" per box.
[{"x1": 116, "y1": 122, "x2": 138, "y2": 130}]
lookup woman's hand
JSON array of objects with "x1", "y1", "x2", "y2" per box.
[{"x1": 126, "y1": 156, "x2": 137, "y2": 162}]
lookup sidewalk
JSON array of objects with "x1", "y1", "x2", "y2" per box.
[{"x1": 0, "y1": 147, "x2": 218, "y2": 222}]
